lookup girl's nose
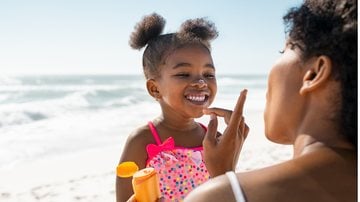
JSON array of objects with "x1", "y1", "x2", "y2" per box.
[{"x1": 191, "y1": 78, "x2": 207, "y2": 88}]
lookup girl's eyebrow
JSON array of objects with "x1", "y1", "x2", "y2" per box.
[
  {"x1": 172, "y1": 62, "x2": 191, "y2": 69},
  {"x1": 172, "y1": 62, "x2": 215, "y2": 69}
]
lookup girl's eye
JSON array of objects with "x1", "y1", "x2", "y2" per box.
[
  {"x1": 279, "y1": 50, "x2": 285, "y2": 54},
  {"x1": 204, "y1": 73, "x2": 215, "y2": 79},
  {"x1": 175, "y1": 73, "x2": 190, "y2": 77}
]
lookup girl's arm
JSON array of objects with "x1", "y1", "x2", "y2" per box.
[{"x1": 116, "y1": 127, "x2": 150, "y2": 202}]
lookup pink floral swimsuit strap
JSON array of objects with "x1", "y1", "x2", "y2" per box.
[
  {"x1": 145, "y1": 121, "x2": 210, "y2": 202},
  {"x1": 148, "y1": 121, "x2": 163, "y2": 145}
]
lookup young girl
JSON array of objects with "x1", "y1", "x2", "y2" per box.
[{"x1": 116, "y1": 13, "x2": 219, "y2": 202}]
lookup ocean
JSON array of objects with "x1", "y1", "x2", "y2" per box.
[{"x1": 0, "y1": 74, "x2": 269, "y2": 170}]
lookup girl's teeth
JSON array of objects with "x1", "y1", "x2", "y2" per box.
[{"x1": 187, "y1": 95, "x2": 205, "y2": 102}]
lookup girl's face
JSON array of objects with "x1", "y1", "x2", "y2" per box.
[
  {"x1": 155, "y1": 44, "x2": 217, "y2": 119},
  {"x1": 264, "y1": 42, "x2": 306, "y2": 144}
]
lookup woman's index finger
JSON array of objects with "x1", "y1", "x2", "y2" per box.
[
  {"x1": 203, "y1": 108, "x2": 232, "y2": 118},
  {"x1": 228, "y1": 89, "x2": 247, "y2": 126}
]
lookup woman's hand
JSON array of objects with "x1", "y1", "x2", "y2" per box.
[{"x1": 202, "y1": 89, "x2": 249, "y2": 177}]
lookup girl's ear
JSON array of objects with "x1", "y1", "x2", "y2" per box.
[
  {"x1": 146, "y1": 79, "x2": 161, "y2": 100},
  {"x1": 300, "y1": 56, "x2": 332, "y2": 95}
]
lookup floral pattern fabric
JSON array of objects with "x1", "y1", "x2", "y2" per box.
[{"x1": 145, "y1": 122, "x2": 210, "y2": 201}]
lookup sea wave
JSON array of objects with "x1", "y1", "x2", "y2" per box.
[
  {"x1": 0, "y1": 74, "x2": 267, "y2": 168},
  {"x1": 0, "y1": 76, "x2": 22, "y2": 85},
  {"x1": 0, "y1": 110, "x2": 47, "y2": 127},
  {"x1": 0, "y1": 91, "x2": 149, "y2": 128}
]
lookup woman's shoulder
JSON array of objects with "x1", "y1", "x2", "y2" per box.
[
  {"x1": 186, "y1": 147, "x2": 356, "y2": 202},
  {"x1": 238, "y1": 147, "x2": 357, "y2": 202},
  {"x1": 185, "y1": 172, "x2": 237, "y2": 202}
]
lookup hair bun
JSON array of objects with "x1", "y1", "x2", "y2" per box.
[
  {"x1": 178, "y1": 18, "x2": 218, "y2": 43},
  {"x1": 129, "y1": 13, "x2": 166, "y2": 50}
]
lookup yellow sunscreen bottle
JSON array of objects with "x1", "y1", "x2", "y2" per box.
[{"x1": 117, "y1": 162, "x2": 161, "y2": 202}]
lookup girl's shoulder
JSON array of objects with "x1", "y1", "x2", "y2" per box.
[{"x1": 126, "y1": 123, "x2": 155, "y2": 146}]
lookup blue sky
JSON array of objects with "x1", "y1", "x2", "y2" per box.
[{"x1": 0, "y1": 0, "x2": 302, "y2": 75}]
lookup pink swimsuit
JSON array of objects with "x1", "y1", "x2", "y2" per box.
[{"x1": 146, "y1": 122, "x2": 210, "y2": 201}]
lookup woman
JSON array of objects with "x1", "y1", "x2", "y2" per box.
[{"x1": 185, "y1": 0, "x2": 357, "y2": 201}]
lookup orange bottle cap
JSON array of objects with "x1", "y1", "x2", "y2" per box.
[{"x1": 116, "y1": 161, "x2": 139, "y2": 178}]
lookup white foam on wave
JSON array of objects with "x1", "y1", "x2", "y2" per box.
[
  {"x1": 0, "y1": 84, "x2": 131, "y2": 92},
  {"x1": 0, "y1": 90, "x2": 92, "y2": 127},
  {"x1": 0, "y1": 101, "x2": 160, "y2": 169},
  {"x1": 0, "y1": 76, "x2": 22, "y2": 85}
]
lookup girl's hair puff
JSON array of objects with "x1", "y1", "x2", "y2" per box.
[
  {"x1": 129, "y1": 13, "x2": 165, "y2": 50},
  {"x1": 129, "y1": 13, "x2": 218, "y2": 79},
  {"x1": 178, "y1": 17, "x2": 219, "y2": 50}
]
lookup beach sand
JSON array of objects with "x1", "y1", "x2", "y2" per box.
[{"x1": 0, "y1": 110, "x2": 292, "y2": 202}]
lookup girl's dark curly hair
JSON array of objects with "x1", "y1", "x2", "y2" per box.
[
  {"x1": 283, "y1": 0, "x2": 357, "y2": 147},
  {"x1": 129, "y1": 13, "x2": 218, "y2": 79}
]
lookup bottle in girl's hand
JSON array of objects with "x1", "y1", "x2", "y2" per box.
[{"x1": 117, "y1": 162, "x2": 161, "y2": 202}]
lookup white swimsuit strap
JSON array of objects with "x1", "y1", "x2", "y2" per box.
[{"x1": 225, "y1": 171, "x2": 246, "y2": 202}]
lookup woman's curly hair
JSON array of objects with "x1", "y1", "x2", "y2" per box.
[
  {"x1": 129, "y1": 13, "x2": 218, "y2": 79},
  {"x1": 283, "y1": 0, "x2": 357, "y2": 146}
]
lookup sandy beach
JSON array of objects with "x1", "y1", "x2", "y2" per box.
[
  {"x1": 0, "y1": 146, "x2": 121, "y2": 202},
  {"x1": 0, "y1": 110, "x2": 292, "y2": 202}
]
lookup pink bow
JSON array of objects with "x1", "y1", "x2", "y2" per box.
[{"x1": 146, "y1": 137, "x2": 175, "y2": 160}]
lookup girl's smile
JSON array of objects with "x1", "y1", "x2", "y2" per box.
[{"x1": 185, "y1": 91, "x2": 210, "y2": 105}]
